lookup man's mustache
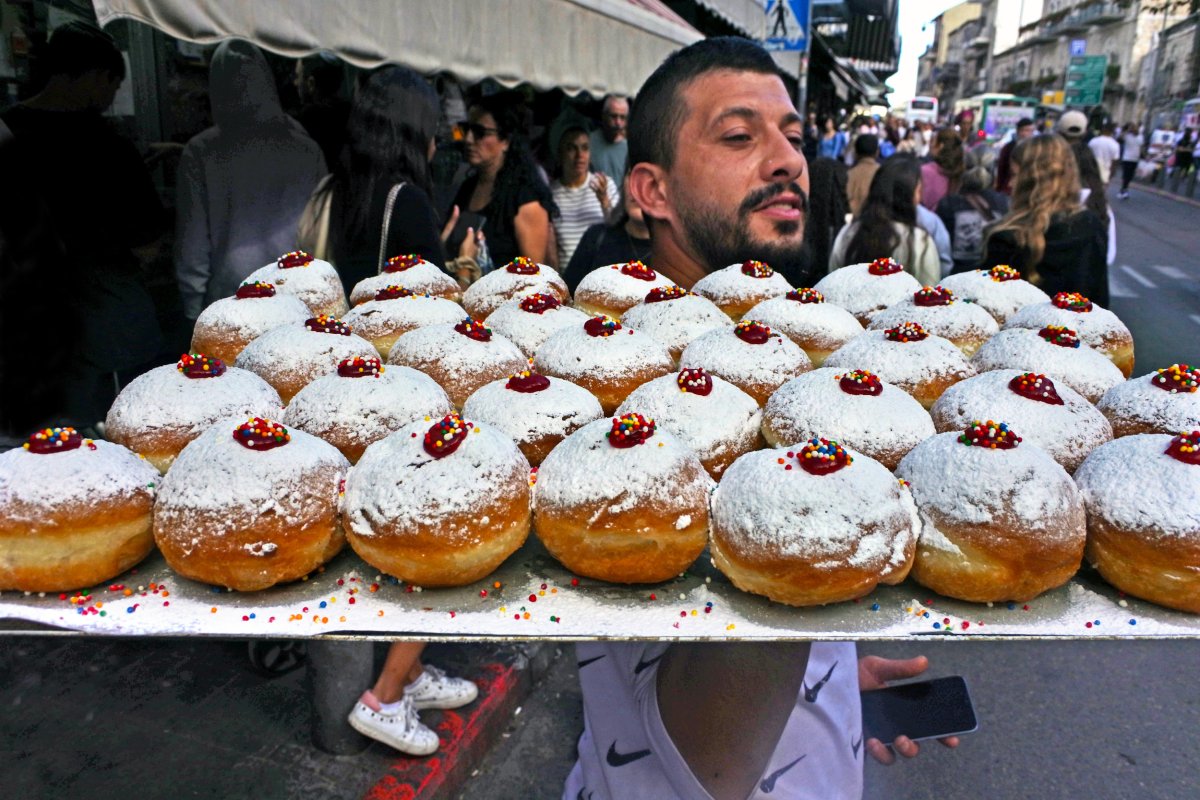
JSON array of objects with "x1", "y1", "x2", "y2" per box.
[{"x1": 739, "y1": 182, "x2": 809, "y2": 216}]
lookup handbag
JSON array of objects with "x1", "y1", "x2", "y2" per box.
[
  {"x1": 377, "y1": 182, "x2": 406, "y2": 273},
  {"x1": 297, "y1": 174, "x2": 334, "y2": 260}
]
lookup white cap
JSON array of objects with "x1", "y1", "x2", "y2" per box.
[{"x1": 1056, "y1": 110, "x2": 1088, "y2": 138}]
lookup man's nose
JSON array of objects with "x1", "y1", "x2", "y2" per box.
[{"x1": 763, "y1": 129, "x2": 805, "y2": 182}]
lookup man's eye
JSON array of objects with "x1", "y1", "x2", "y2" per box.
[{"x1": 724, "y1": 133, "x2": 752, "y2": 143}]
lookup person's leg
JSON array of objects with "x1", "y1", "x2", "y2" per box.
[
  {"x1": 348, "y1": 642, "x2": 440, "y2": 756},
  {"x1": 372, "y1": 642, "x2": 426, "y2": 703}
]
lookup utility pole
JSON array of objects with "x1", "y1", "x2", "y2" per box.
[{"x1": 1142, "y1": 0, "x2": 1179, "y2": 136}]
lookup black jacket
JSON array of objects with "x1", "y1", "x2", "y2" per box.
[{"x1": 979, "y1": 209, "x2": 1109, "y2": 306}]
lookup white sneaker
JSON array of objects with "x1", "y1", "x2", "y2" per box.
[
  {"x1": 404, "y1": 664, "x2": 479, "y2": 711},
  {"x1": 347, "y1": 691, "x2": 439, "y2": 756}
]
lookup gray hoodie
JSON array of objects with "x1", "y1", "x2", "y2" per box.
[{"x1": 175, "y1": 39, "x2": 327, "y2": 318}]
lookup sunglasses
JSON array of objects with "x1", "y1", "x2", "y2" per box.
[{"x1": 458, "y1": 122, "x2": 501, "y2": 141}]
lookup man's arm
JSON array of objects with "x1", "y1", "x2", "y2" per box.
[{"x1": 656, "y1": 643, "x2": 810, "y2": 800}]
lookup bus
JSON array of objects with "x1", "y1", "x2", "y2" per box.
[
  {"x1": 953, "y1": 94, "x2": 1039, "y2": 142},
  {"x1": 905, "y1": 96, "x2": 939, "y2": 125}
]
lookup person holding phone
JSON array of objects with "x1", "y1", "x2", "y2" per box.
[{"x1": 564, "y1": 38, "x2": 960, "y2": 800}]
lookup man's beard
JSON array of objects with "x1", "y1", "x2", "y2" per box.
[{"x1": 676, "y1": 182, "x2": 809, "y2": 275}]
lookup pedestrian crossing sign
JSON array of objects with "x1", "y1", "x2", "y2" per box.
[{"x1": 763, "y1": 0, "x2": 809, "y2": 53}]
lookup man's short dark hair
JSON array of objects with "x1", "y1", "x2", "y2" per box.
[
  {"x1": 854, "y1": 133, "x2": 879, "y2": 158},
  {"x1": 42, "y1": 21, "x2": 125, "y2": 80},
  {"x1": 628, "y1": 37, "x2": 787, "y2": 170},
  {"x1": 303, "y1": 53, "x2": 344, "y2": 98},
  {"x1": 1016, "y1": 118, "x2": 1034, "y2": 129}
]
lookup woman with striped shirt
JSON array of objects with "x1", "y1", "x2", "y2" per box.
[{"x1": 551, "y1": 125, "x2": 620, "y2": 266}]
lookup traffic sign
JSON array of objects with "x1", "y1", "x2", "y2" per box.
[
  {"x1": 1064, "y1": 55, "x2": 1107, "y2": 106},
  {"x1": 1070, "y1": 39, "x2": 1086, "y2": 57},
  {"x1": 762, "y1": 0, "x2": 810, "y2": 53}
]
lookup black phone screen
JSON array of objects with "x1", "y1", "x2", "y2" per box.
[
  {"x1": 860, "y1": 676, "x2": 978, "y2": 746},
  {"x1": 445, "y1": 210, "x2": 486, "y2": 256}
]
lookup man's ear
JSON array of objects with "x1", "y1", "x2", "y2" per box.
[{"x1": 628, "y1": 162, "x2": 671, "y2": 225}]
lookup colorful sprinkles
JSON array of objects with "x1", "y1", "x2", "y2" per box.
[
  {"x1": 959, "y1": 420, "x2": 1021, "y2": 450},
  {"x1": 383, "y1": 254, "x2": 424, "y2": 273},
  {"x1": 740, "y1": 260, "x2": 773, "y2": 278},
  {"x1": 607, "y1": 413, "x2": 655, "y2": 449},
  {"x1": 374, "y1": 284, "x2": 415, "y2": 301},
  {"x1": 584, "y1": 315, "x2": 622, "y2": 337},
  {"x1": 176, "y1": 353, "x2": 226, "y2": 379},
  {"x1": 1008, "y1": 372, "x2": 1064, "y2": 405},
  {"x1": 734, "y1": 319, "x2": 773, "y2": 344},
  {"x1": 1052, "y1": 292, "x2": 1093, "y2": 312},
  {"x1": 454, "y1": 317, "x2": 493, "y2": 342},
  {"x1": 23, "y1": 426, "x2": 89, "y2": 454},
  {"x1": 868, "y1": 257, "x2": 902, "y2": 276},
  {"x1": 233, "y1": 417, "x2": 290, "y2": 451},
  {"x1": 837, "y1": 369, "x2": 883, "y2": 396},
  {"x1": 506, "y1": 257, "x2": 540, "y2": 275},
  {"x1": 620, "y1": 260, "x2": 657, "y2": 281},
  {"x1": 645, "y1": 285, "x2": 692, "y2": 303},
  {"x1": 793, "y1": 437, "x2": 853, "y2": 475},
  {"x1": 786, "y1": 287, "x2": 823, "y2": 303},
  {"x1": 677, "y1": 367, "x2": 714, "y2": 396},
  {"x1": 235, "y1": 281, "x2": 276, "y2": 299},
  {"x1": 304, "y1": 315, "x2": 351, "y2": 336},
  {"x1": 423, "y1": 414, "x2": 472, "y2": 459},
  {"x1": 1038, "y1": 325, "x2": 1080, "y2": 348},
  {"x1": 1152, "y1": 364, "x2": 1199, "y2": 394},
  {"x1": 337, "y1": 356, "x2": 382, "y2": 378},
  {"x1": 519, "y1": 293, "x2": 561, "y2": 314},
  {"x1": 913, "y1": 285, "x2": 954, "y2": 307},
  {"x1": 986, "y1": 264, "x2": 1020, "y2": 282},
  {"x1": 884, "y1": 321, "x2": 928, "y2": 342},
  {"x1": 277, "y1": 250, "x2": 314, "y2": 269},
  {"x1": 506, "y1": 369, "x2": 551, "y2": 393},
  {"x1": 1166, "y1": 431, "x2": 1200, "y2": 465}
]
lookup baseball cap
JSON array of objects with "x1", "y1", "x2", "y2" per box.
[{"x1": 1056, "y1": 110, "x2": 1088, "y2": 137}]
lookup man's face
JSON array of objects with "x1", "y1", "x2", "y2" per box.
[
  {"x1": 602, "y1": 98, "x2": 628, "y2": 142},
  {"x1": 663, "y1": 70, "x2": 808, "y2": 274},
  {"x1": 1017, "y1": 123, "x2": 1035, "y2": 140}
]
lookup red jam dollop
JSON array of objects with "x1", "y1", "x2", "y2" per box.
[
  {"x1": 645, "y1": 285, "x2": 691, "y2": 303},
  {"x1": 795, "y1": 437, "x2": 853, "y2": 475},
  {"x1": 1152, "y1": 364, "x2": 1200, "y2": 394},
  {"x1": 277, "y1": 250, "x2": 314, "y2": 269},
  {"x1": 455, "y1": 318, "x2": 492, "y2": 342},
  {"x1": 177, "y1": 353, "x2": 226, "y2": 379},
  {"x1": 1053, "y1": 292, "x2": 1093, "y2": 312},
  {"x1": 1038, "y1": 325, "x2": 1080, "y2": 348},
  {"x1": 383, "y1": 254, "x2": 424, "y2": 273},
  {"x1": 1166, "y1": 431, "x2": 1200, "y2": 465},
  {"x1": 677, "y1": 367, "x2": 713, "y2": 396},
  {"x1": 837, "y1": 369, "x2": 882, "y2": 396},
  {"x1": 913, "y1": 286, "x2": 954, "y2": 307},
  {"x1": 584, "y1": 316, "x2": 622, "y2": 337},
  {"x1": 375, "y1": 285, "x2": 415, "y2": 301},
  {"x1": 987, "y1": 265, "x2": 1020, "y2": 282},
  {"x1": 338, "y1": 356, "x2": 382, "y2": 378},
  {"x1": 786, "y1": 288, "x2": 824, "y2": 304},
  {"x1": 519, "y1": 293, "x2": 562, "y2": 314},
  {"x1": 305, "y1": 315, "x2": 352, "y2": 335},
  {"x1": 424, "y1": 414, "x2": 472, "y2": 458},
  {"x1": 734, "y1": 319, "x2": 772, "y2": 344},
  {"x1": 741, "y1": 260, "x2": 773, "y2": 278},
  {"x1": 23, "y1": 426, "x2": 90, "y2": 454},
  {"x1": 1008, "y1": 372, "x2": 1063, "y2": 405},
  {"x1": 506, "y1": 257, "x2": 540, "y2": 275},
  {"x1": 958, "y1": 420, "x2": 1021, "y2": 450},
  {"x1": 620, "y1": 261, "x2": 657, "y2": 281},
  {"x1": 236, "y1": 281, "x2": 276, "y2": 299},
  {"x1": 885, "y1": 321, "x2": 928, "y2": 342},
  {"x1": 607, "y1": 413, "x2": 655, "y2": 448},
  {"x1": 233, "y1": 417, "x2": 291, "y2": 451},
  {"x1": 868, "y1": 257, "x2": 902, "y2": 276},
  {"x1": 506, "y1": 370, "x2": 551, "y2": 393}
]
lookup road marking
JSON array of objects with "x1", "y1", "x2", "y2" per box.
[
  {"x1": 1152, "y1": 265, "x2": 1189, "y2": 280},
  {"x1": 1108, "y1": 272, "x2": 1137, "y2": 298},
  {"x1": 1190, "y1": 314, "x2": 1200, "y2": 329},
  {"x1": 1119, "y1": 265, "x2": 1157, "y2": 289}
]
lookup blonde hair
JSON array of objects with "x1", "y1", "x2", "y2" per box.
[{"x1": 987, "y1": 134, "x2": 1081, "y2": 281}]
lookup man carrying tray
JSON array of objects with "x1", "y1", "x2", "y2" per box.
[{"x1": 563, "y1": 38, "x2": 959, "y2": 800}]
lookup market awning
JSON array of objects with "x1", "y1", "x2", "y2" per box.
[{"x1": 91, "y1": 0, "x2": 704, "y2": 97}]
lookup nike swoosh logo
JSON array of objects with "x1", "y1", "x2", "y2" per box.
[
  {"x1": 804, "y1": 660, "x2": 838, "y2": 703},
  {"x1": 577, "y1": 655, "x2": 606, "y2": 669},
  {"x1": 634, "y1": 652, "x2": 665, "y2": 675},
  {"x1": 851, "y1": 735, "x2": 863, "y2": 758},
  {"x1": 759, "y1": 754, "x2": 806, "y2": 793},
  {"x1": 606, "y1": 741, "x2": 652, "y2": 767}
]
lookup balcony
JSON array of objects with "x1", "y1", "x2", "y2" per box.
[
  {"x1": 1086, "y1": 2, "x2": 1127, "y2": 26},
  {"x1": 1054, "y1": 14, "x2": 1090, "y2": 35},
  {"x1": 967, "y1": 32, "x2": 991, "y2": 53}
]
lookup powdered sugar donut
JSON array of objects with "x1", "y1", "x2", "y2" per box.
[
  {"x1": 868, "y1": 285, "x2": 999, "y2": 357},
  {"x1": 0, "y1": 428, "x2": 158, "y2": 592},
  {"x1": 1074, "y1": 432, "x2": 1200, "y2": 613},
  {"x1": 234, "y1": 315, "x2": 377, "y2": 404},
  {"x1": 824, "y1": 323, "x2": 975, "y2": 408},
  {"x1": 1002, "y1": 292, "x2": 1135, "y2": 377},
  {"x1": 341, "y1": 285, "x2": 466, "y2": 358},
  {"x1": 462, "y1": 257, "x2": 569, "y2": 319},
  {"x1": 349, "y1": 253, "x2": 461, "y2": 306},
  {"x1": 762, "y1": 368, "x2": 935, "y2": 470},
  {"x1": 533, "y1": 413, "x2": 713, "y2": 584},
  {"x1": 710, "y1": 439, "x2": 918, "y2": 607},
  {"x1": 533, "y1": 315, "x2": 673, "y2": 415},
  {"x1": 619, "y1": 286, "x2": 731, "y2": 362},
  {"x1": 244, "y1": 250, "x2": 348, "y2": 317},
  {"x1": 386, "y1": 318, "x2": 527, "y2": 408},
  {"x1": 153, "y1": 417, "x2": 349, "y2": 591},
  {"x1": 105, "y1": 354, "x2": 284, "y2": 473},
  {"x1": 616, "y1": 367, "x2": 763, "y2": 478},
  {"x1": 1097, "y1": 364, "x2": 1200, "y2": 437},
  {"x1": 462, "y1": 371, "x2": 604, "y2": 466},
  {"x1": 483, "y1": 293, "x2": 589, "y2": 358},
  {"x1": 937, "y1": 265, "x2": 1050, "y2": 324},
  {"x1": 691, "y1": 260, "x2": 792, "y2": 320},
  {"x1": 895, "y1": 422, "x2": 1086, "y2": 603},
  {"x1": 573, "y1": 260, "x2": 674, "y2": 318},
  {"x1": 930, "y1": 369, "x2": 1112, "y2": 473},
  {"x1": 744, "y1": 288, "x2": 864, "y2": 367},
  {"x1": 190, "y1": 281, "x2": 312, "y2": 364},
  {"x1": 812, "y1": 258, "x2": 923, "y2": 325},
  {"x1": 343, "y1": 413, "x2": 531, "y2": 587},
  {"x1": 678, "y1": 320, "x2": 812, "y2": 406},
  {"x1": 970, "y1": 326, "x2": 1124, "y2": 404},
  {"x1": 283, "y1": 357, "x2": 452, "y2": 463}
]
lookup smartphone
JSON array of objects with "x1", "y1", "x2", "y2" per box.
[
  {"x1": 445, "y1": 210, "x2": 486, "y2": 256},
  {"x1": 860, "y1": 675, "x2": 978, "y2": 746}
]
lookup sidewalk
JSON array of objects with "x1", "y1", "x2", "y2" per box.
[{"x1": 0, "y1": 635, "x2": 555, "y2": 799}]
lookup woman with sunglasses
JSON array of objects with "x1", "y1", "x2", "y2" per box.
[{"x1": 451, "y1": 93, "x2": 558, "y2": 269}]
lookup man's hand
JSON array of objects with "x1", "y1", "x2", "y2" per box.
[{"x1": 858, "y1": 655, "x2": 960, "y2": 765}]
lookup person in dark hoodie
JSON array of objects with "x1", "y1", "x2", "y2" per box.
[{"x1": 174, "y1": 39, "x2": 327, "y2": 321}]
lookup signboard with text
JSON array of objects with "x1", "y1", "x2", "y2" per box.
[
  {"x1": 1065, "y1": 54, "x2": 1107, "y2": 107},
  {"x1": 763, "y1": 0, "x2": 810, "y2": 53}
]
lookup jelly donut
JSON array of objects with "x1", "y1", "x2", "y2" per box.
[
  {"x1": 244, "y1": 250, "x2": 348, "y2": 317},
  {"x1": 970, "y1": 326, "x2": 1124, "y2": 404},
  {"x1": 744, "y1": 288, "x2": 864, "y2": 367},
  {"x1": 386, "y1": 318, "x2": 527, "y2": 408},
  {"x1": 462, "y1": 257, "x2": 569, "y2": 319},
  {"x1": 619, "y1": 286, "x2": 731, "y2": 362},
  {"x1": 483, "y1": 292, "x2": 589, "y2": 359},
  {"x1": 937, "y1": 264, "x2": 1050, "y2": 325},
  {"x1": 824, "y1": 323, "x2": 975, "y2": 408},
  {"x1": 677, "y1": 320, "x2": 812, "y2": 406},
  {"x1": 1002, "y1": 293, "x2": 1134, "y2": 377},
  {"x1": 868, "y1": 285, "x2": 999, "y2": 357},
  {"x1": 572, "y1": 260, "x2": 674, "y2": 318},
  {"x1": 1097, "y1": 364, "x2": 1200, "y2": 438},
  {"x1": 234, "y1": 315, "x2": 378, "y2": 404},
  {"x1": 341, "y1": 285, "x2": 465, "y2": 358},
  {"x1": 812, "y1": 258, "x2": 923, "y2": 325},
  {"x1": 691, "y1": 260, "x2": 793, "y2": 320},
  {"x1": 190, "y1": 281, "x2": 311, "y2": 364},
  {"x1": 349, "y1": 253, "x2": 461, "y2": 306}
]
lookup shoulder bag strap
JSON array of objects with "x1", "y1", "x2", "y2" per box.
[{"x1": 377, "y1": 182, "x2": 406, "y2": 274}]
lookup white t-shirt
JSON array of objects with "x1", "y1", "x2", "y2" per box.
[
  {"x1": 1088, "y1": 135, "x2": 1120, "y2": 183},
  {"x1": 563, "y1": 642, "x2": 863, "y2": 800},
  {"x1": 1120, "y1": 132, "x2": 1142, "y2": 162},
  {"x1": 552, "y1": 174, "x2": 620, "y2": 266}
]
